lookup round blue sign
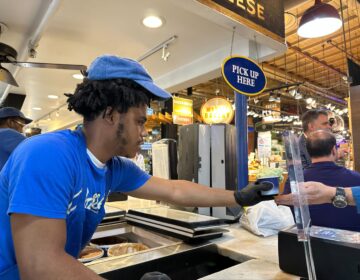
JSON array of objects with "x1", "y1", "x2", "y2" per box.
[{"x1": 222, "y1": 56, "x2": 267, "y2": 96}]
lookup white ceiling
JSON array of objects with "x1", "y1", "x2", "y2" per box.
[{"x1": 0, "y1": 0, "x2": 286, "y2": 131}]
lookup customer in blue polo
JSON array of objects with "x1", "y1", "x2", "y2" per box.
[
  {"x1": 0, "y1": 107, "x2": 32, "y2": 170},
  {"x1": 0, "y1": 55, "x2": 271, "y2": 280},
  {"x1": 283, "y1": 130, "x2": 360, "y2": 231}
]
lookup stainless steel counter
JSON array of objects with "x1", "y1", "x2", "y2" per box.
[{"x1": 87, "y1": 201, "x2": 299, "y2": 279}]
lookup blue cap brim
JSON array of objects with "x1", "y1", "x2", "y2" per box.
[
  {"x1": 136, "y1": 80, "x2": 172, "y2": 100},
  {"x1": 23, "y1": 117, "x2": 32, "y2": 124}
]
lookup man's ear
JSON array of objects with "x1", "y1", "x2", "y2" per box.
[
  {"x1": 103, "y1": 107, "x2": 116, "y2": 125},
  {"x1": 308, "y1": 122, "x2": 314, "y2": 132},
  {"x1": 6, "y1": 119, "x2": 16, "y2": 130},
  {"x1": 332, "y1": 146, "x2": 337, "y2": 157}
]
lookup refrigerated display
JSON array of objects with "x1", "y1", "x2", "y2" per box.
[{"x1": 178, "y1": 124, "x2": 240, "y2": 220}]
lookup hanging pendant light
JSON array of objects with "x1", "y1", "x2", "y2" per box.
[
  {"x1": 0, "y1": 64, "x2": 18, "y2": 87},
  {"x1": 297, "y1": 0, "x2": 342, "y2": 38}
]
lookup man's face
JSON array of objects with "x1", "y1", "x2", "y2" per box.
[
  {"x1": 8, "y1": 118, "x2": 26, "y2": 133},
  {"x1": 308, "y1": 114, "x2": 331, "y2": 133},
  {"x1": 113, "y1": 104, "x2": 148, "y2": 158}
]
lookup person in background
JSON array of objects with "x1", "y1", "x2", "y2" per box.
[
  {"x1": 0, "y1": 55, "x2": 271, "y2": 280},
  {"x1": 283, "y1": 130, "x2": 360, "y2": 231},
  {"x1": 0, "y1": 107, "x2": 32, "y2": 171},
  {"x1": 299, "y1": 109, "x2": 331, "y2": 169}
]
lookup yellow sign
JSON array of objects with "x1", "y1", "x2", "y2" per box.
[
  {"x1": 172, "y1": 96, "x2": 193, "y2": 125},
  {"x1": 200, "y1": 98, "x2": 234, "y2": 124}
]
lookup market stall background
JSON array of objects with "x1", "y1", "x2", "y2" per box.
[{"x1": 0, "y1": 0, "x2": 357, "y2": 153}]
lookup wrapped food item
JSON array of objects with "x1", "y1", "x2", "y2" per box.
[
  {"x1": 107, "y1": 243, "x2": 149, "y2": 257},
  {"x1": 78, "y1": 246, "x2": 104, "y2": 263}
]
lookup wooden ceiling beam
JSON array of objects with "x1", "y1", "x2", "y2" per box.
[
  {"x1": 262, "y1": 62, "x2": 346, "y2": 104},
  {"x1": 279, "y1": 41, "x2": 347, "y2": 79},
  {"x1": 277, "y1": 36, "x2": 360, "y2": 65}
]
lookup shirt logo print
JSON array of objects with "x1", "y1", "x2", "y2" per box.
[
  {"x1": 84, "y1": 188, "x2": 105, "y2": 213},
  {"x1": 67, "y1": 189, "x2": 83, "y2": 215}
]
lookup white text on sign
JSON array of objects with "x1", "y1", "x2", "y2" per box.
[
  {"x1": 226, "y1": 0, "x2": 265, "y2": 20},
  {"x1": 232, "y1": 65, "x2": 259, "y2": 87}
]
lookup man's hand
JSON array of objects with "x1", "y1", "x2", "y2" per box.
[
  {"x1": 275, "y1": 181, "x2": 336, "y2": 206},
  {"x1": 234, "y1": 181, "x2": 273, "y2": 206}
]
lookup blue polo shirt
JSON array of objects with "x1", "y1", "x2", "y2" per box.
[
  {"x1": 0, "y1": 129, "x2": 151, "y2": 279},
  {"x1": 284, "y1": 161, "x2": 360, "y2": 231},
  {"x1": 0, "y1": 128, "x2": 26, "y2": 171}
]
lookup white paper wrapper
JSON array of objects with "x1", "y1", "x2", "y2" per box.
[{"x1": 240, "y1": 200, "x2": 295, "y2": 237}]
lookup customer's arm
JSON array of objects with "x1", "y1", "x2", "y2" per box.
[
  {"x1": 11, "y1": 214, "x2": 104, "y2": 280},
  {"x1": 275, "y1": 181, "x2": 357, "y2": 206}
]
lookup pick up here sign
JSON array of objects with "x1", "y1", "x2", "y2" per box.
[{"x1": 222, "y1": 56, "x2": 266, "y2": 96}]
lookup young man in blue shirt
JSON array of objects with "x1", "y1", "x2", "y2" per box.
[
  {"x1": 283, "y1": 130, "x2": 360, "y2": 231},
  {"x1": 0, "y1": 107, "x2": 32, "y2": 170},
  {"x1": 0, "y1": 55, "x2": 271, "y2": 280}
]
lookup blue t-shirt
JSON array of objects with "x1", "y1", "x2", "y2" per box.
[
  {"x1": 0, "y1": 128, "x2": 26, "y2": 171},
  {"x1": 284, "y1": 161, "x2": 360, "y2": 231},
  {"x1": 0, "y1": 129, "x2": 150, "y2": 279}
]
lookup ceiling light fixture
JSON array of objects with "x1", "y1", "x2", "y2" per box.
[
  {"x1": 0, "y1": 64, "x2": 18, "y2": 86},
  {"x1": 142, "y1": 16, "x2": 163, "y2": 28},
  {"x1": 289, "y1": 88, "x2": 297, "y2": 97},
  {"x1": 47, "y1": 95, "x2": 59, "y2": 99},
  {"x1": 295, "y1": 92, "x2": 303, "y2": 100},
  {"x1": 72, "y1": 73, "x2": 84, "y2": 80},
  {"x1": 297, "y1": 0, "x2": 342, "y2": 38},
  {"x1": 161, "y1": 44, "x2": 170, "y2": 61},
  {"x1": 275, "y1": 93, "x2": 281, "y2": 103},
  {"x1": 269, "y1": 92, "x2": 276, "y2": 102},
  {"x1": 32, "y1": 107, "x2": 42, "y2": 111},
  {"x1": 137, "y1": 35, "x2": 177, "y2": 63}
]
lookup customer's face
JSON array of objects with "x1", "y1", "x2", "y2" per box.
[{"x1": 309, "y1": 114, "x2": 331, "y2": 132}]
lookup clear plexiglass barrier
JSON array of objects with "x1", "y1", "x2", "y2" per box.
[{"x1": 283, "y1": 131, "x2": 317, "y2": 280}]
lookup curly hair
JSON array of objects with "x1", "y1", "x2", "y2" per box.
[{"x1": 65, "y1": 78, "x2": 151, "y2": 121}]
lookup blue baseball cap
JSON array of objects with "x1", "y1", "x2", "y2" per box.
[
  {"x1": 87, "y1": 55, "x2": 172, "y2": 100},
  {"x1": 0, "y1": 107, "x2": 32, "y2": 124}
]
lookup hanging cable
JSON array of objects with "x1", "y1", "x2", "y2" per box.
[
  {"x1": 346, "y1": 0, "x2": 353, "y2": 55},
  {"x1": 284, "y1": 53, "x2": 287, "y2": 85},
  {"x1": 254, "y1": 34, "x2": 260, "y2": 63},
  {"x1": 230, "y1": 26, "x2": 236, "y2": 57}
]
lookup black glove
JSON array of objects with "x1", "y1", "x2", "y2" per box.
[
  {"x1": 140, "y1": 271, "x2": 172, "y2": 280},
  {"x1": 234, "y1": 181, "x2": 273, "y2": 207}
]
